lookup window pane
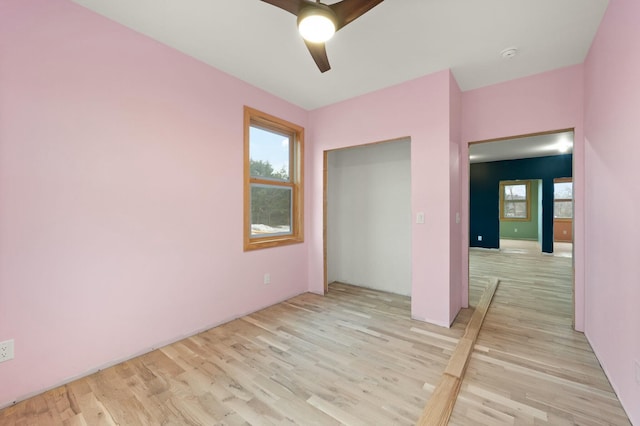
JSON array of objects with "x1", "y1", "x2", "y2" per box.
[
  {"x1": 554, "y1": 182, "x2": 573, "y2": 199},
  {"x1": 555, "y1": 201, "x2": 573, "y2": 218},
  {"x1": 250, "y1": 184, "x2": 292, "y2": 236},
  {"x1": 504, "y1": 201, "x2": 527, "y2": 218},
  {"x1": 249, "y1": 126, "x2": 290, "y2": 181},
  {"x1": 504, "y1": 184, "x2": 527, "y2": 201},
  {"x1": 514, "y1": 202, "x2": 527, "y2": 217}
]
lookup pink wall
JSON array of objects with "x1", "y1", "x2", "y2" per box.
[
  {"x1": 0, "y1": 0, "x2": 309, "y2": 407},
  {"x1": 583, "y1": 1, "x2": 640, "y2": 422},
  {"x1": 308, "y1": 71, "x2": 462, "y2": 327},
  {"x1": 449, "y1": 74, "x2": 464, "y2": 322},
  {"x1": 460, "y1": 65, "x2": 586, "y2": 330},
  {"x1": 2, "y1": 1, "x2": 636, "y2": 421}
]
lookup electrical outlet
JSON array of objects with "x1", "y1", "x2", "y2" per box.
[
  {"x1": 0, "y1": 339, "x2": 14, "y2": 363},
  {"x1": 416, "y1": 212, "x2": 425, "y2": 224},
  {"x1": 635, "y1": 360, "x2": 640, "y2": 385},
  {"x1": 264, "y1": 273, "x2": 271, "y2": 285},
  {"x1": 514, "y1": 228, "x2": 518, "y2": 233},
  {"x1": 477, "y1": 235, "x2": 483, "y2": 241}
]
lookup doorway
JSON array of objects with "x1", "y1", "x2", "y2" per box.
[
  {"x1": 468, "y1": 129, "x2": 575, "y2": 317},
  {"x1": 323, "y1": 138, "x2": 411, "y2": 296},
  {"x1": 498, "y1": 178, "x2": 543, "y2": 252},
  {"x1": 553, "y1": 178, "x2": 574, "y2": 258}
]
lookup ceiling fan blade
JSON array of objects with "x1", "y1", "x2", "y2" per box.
[
  {"x1": 304, "y1": 40, "x2": 331, "y2": 73},
  {"x1": 260, "y1": 0, "x2": 304, "y2": 15},
  {"x1": 329, "y1": 0, "x2": 384, "y2": 30}
]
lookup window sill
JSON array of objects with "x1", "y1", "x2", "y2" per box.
[{"x1": 244, "y1": 235, "x2": 304, "y2": 251}]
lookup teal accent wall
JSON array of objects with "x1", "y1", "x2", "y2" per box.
[
  {"x1": 537, "y1": 180, "x2": 543, "y2": 245},
  {"x1": 500, "y1": 180, "x2": 539, "y2": 240},
  {"x1": 470, "y1": 154, "x2": 572, "y2": 253}
]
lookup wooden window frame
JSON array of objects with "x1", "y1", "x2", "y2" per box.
[
  {"x1": 553, "y1": 177, "x2": 573, "y2": 222},
  {"x1": 244, "y1": 106, "x2": 304, "y2": 251},
  {"x1": 499, "y1": 180, "x2": 531, "y2": 222}
]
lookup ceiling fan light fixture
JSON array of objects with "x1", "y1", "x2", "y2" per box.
[{"x1": 297, "y1": 6, "x2": 336, "y2": 43}]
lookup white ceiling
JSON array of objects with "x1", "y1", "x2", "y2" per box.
[
  {"x1": 70, "y1": 0, "x2": 609, "y2": 110},
  {"x1": 469, "y1": 131, "x2": 574, "y2": 164}
]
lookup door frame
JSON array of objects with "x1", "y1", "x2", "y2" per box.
[
  {"x1": 466, "y1": 128, "x2": 576, "y2": 325},
  {"x1": 322, "y1": 137, "x2": 412, "y2": 295}
]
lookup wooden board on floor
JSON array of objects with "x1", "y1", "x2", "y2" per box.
[
  {"x1": 416, "y1": 373, "x2": 460, "y2": 426},
  {"x1": 418, "y1": 278, "x2": 499, "y2": 426}
]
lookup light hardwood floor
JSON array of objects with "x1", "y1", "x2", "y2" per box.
[
  {"x1": 0, "y1": 247, "x2": 631, "y2": 425},
  {"x1": 0, "y1": 284, "x2": 471, "y2": 425},
  {"x1": 418, "y1": 278, "x2": 499, "y2": 426},
  {"x1": 450, "y1": 247, "x2": 630, "y2": 425}
]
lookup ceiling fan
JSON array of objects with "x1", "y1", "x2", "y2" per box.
[{"x1": 261, "y1": 0, "x2": 384, "y2": 73}]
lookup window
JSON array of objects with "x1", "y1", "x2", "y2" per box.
[
  {"x1": 554, "y1": 178, "x2": 573, "y2": 219},
  {"x1": 244, "y1": 106, "x2": 304, "y2": 250},
  {"x1": 500, "y1": 180, "x2": 531, "y2": 221}
]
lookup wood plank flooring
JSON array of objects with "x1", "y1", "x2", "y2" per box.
[
  {"x1": 0, "y1": 245, "x2": 631, "y2": 425},
  {"x1": 450, "y1": 247, "x2": 630, "y2": 425},
  {"x1": 0, "y1": 284, "x2": 470, "y2": 425},
  {"x1": 418, "y1": 278, "x2": 499, "y2": 426}
]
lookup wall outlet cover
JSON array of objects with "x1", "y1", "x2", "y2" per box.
[
  {"x1": 478, "y1": 235, "x2": 483, "y2": 241},
  {"x1": 0, "y1": 339, "x2": 14, "y2": 363},
  {"x1": 635, "y1": 360, "x2": 640, "y2": 385}
]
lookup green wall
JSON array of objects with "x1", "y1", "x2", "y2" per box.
[{"x1": 500, "y1": 179, "x2": 539, "y2": 240}]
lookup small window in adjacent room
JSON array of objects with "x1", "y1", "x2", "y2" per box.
[
  {"x1": 244, "y1": 106, "x2": 304, "y2": 250},
  {"x1": 500, "y1": 180, "x2": 531, "y2": 221},
  {"x1": 554, "y1": 178, "x2": 573, "y2": 219}
]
